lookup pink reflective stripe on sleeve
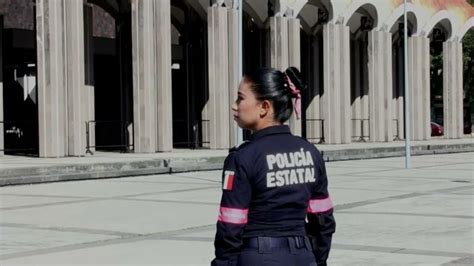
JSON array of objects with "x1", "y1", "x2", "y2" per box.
[
  {"x1": 218, "y1": 207, "x2": 249, "y2": 224},
  {"x1": 307, "y1": 196, "x2": 334, "y2": 214}
]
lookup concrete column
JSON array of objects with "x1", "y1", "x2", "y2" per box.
[
  {"x1": 457, "y1": 42, "x2": 463, "y2": 138},
  {"x1": 64, "y1": 0, "x2": 86, "y2": 156},
  {"x1": 268, "y1": 16, "x2": 301, "y2": 136},
  {"x1": 155, "y1": 0, "x2": 173, "y2": 151},
  {"x1": 306, "y1": 34, "x2": 322, "y2": 142},
  {"x1": 269, "y1": 16, "x2": 289, "y2": 70},
  {"x1": 368, "y1": 30, "x2": 393, "y2": 142},
  {"x1": 408, "y1": 36, "x2": 430, "y2": 140},
  {"x1": 36, "y1": 0, "x2": 67, "y2": 157},
  {"x1": 132, "y1": 0, "x2": 158, "y2": 152},
  {"x1": 0, "y1": 16, "x2": 3, "y2": 156},
  {"x1": 37, "y1": 0, "x2": 92, "y2": 157},
  {"x1": 131, "y1": 0, "x2": 173, "y2": 152},
  {"x1": 409, "y1": 36, "x2": 421, "y2": 140},
  {"x1": 207, "y1": 6, "x2": 230, "y2": 149},
  {"x1": 443, "y1": 41, "x2": 463, "y2": 139},
  {"x1": 228, "y1": 8, "x2": 239, "y2": 147},
  {"x1": 322, "y1": 23, "x2": 351, "y2": 144},
  {"x1": 84, "y1": 3, "x2": 95, "y2": 153}
]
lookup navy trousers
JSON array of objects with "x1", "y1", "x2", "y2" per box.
[{"x1": 237, "y1": 236, "x2": 317, "y2": 266}]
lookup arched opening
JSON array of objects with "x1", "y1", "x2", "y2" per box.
[
  {"x1": 87, "y1": 0, "x2": 133, "y2": 152},
  {"x1": 298, "y1": 0, "x2": 332, "y2": 144},
  {"x1": 346, "y1": 4, "x2": 377, "y2": 142},
  {"x1": 429, "y1": 18, "x2": 452, "y2": 137},
  {"x1": 390, "y1": 12, "x2": 417, "y2": 141},
  {"x1": 171, "y1": 1, "x2": 208, "y2": 148},
  {"x1": 462, "y1": 28, "x2": 474, "y2": 135},
  {"x1": 0, "y1": 0, "x2": 38, "y2": 156}
]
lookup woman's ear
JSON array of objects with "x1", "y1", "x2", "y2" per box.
[{"x1": 260, "y1": 100, "x2": 272, "y2": 118}]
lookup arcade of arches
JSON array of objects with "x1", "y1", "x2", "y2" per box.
[{"x1": 0, "y1": 0, "x2": 473, "y2": 157}]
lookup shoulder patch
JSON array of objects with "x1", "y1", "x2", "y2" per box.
[{"x1": 223, "y1": 170, "x2": 235, "y2": 190}]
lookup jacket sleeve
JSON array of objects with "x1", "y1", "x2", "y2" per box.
[
  {"x1": 211, "y1": 152, "x2": 252, "y2": 266},
  {"x1": 305, "y1": 153, "x2": 336, "y2": 266}
]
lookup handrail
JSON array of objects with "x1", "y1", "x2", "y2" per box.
[
  {"x1": 85, "y1": 120, "x2": 134, "y2": 155},
  {"x1": 351, "y1": 118, "x2": 370, "y2": 142},
  {"x1": 303, "y1": 118, "x2": 325, "y2": 144},
  {"x1": 172, "y1": 119, "x2": 210, "y2": 149}
]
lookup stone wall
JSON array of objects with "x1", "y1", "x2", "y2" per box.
[
  {"x1": 0, "y1": 0, "x2": 115, "y2": 39},
  {"x1": 92, "y1": 4, "x2": 115, "y2": 38},
  {"x1": 0, "y1": 0, "x2": 34, "y2": 30}
]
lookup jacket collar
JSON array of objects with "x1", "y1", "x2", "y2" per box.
[{"x1": 250, "y1": 125, "x2": 291, "y2": 141}]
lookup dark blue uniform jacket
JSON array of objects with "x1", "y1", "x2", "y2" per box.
[{"x1": 212, "y1": 125, "x2": 336, "y2": 266}]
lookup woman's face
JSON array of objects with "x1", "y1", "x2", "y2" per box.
[{"x1": 232, "y1": 81, "x2": 263, "y2": 130}]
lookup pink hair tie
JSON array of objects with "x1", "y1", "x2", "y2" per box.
[{"x1": 285, "y1": 74, "x2": 301, "y2": 120}]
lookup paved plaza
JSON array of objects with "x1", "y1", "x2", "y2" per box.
[{"x1": 0, "y1": 152, "x2": 473, "y2": 265}]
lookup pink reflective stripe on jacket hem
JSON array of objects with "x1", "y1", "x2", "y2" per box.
[
  {"x1": 307, "y1": 196, "x2": 334, "y2": 214},
  {"x1": 218, "y1": 207, "x2": 249, "y2": 224}
]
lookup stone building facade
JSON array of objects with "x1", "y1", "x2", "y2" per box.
[{"x1": 0, "y1": 0, "x2": 473, "y2": 157}]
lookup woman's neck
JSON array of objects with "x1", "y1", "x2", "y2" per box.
[{"x1": 252, "y1": 120, "x2": 282, "y2": 132}]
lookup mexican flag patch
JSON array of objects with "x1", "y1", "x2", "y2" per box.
[{"x1": 223, "y1": 170, "x2": 235, "y2": 190}]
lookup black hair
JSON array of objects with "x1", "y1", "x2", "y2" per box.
[{"x1": 244, "y1": 67, "x2": 305, "y2": 123}]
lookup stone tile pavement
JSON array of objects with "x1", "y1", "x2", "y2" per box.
[{"x1": 0, "y1": 152, "x2": 473, "y2": 265}]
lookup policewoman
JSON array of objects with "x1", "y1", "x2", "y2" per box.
[{"x1": 211, "y1": 67, "x2": 336, "y2": 266}]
